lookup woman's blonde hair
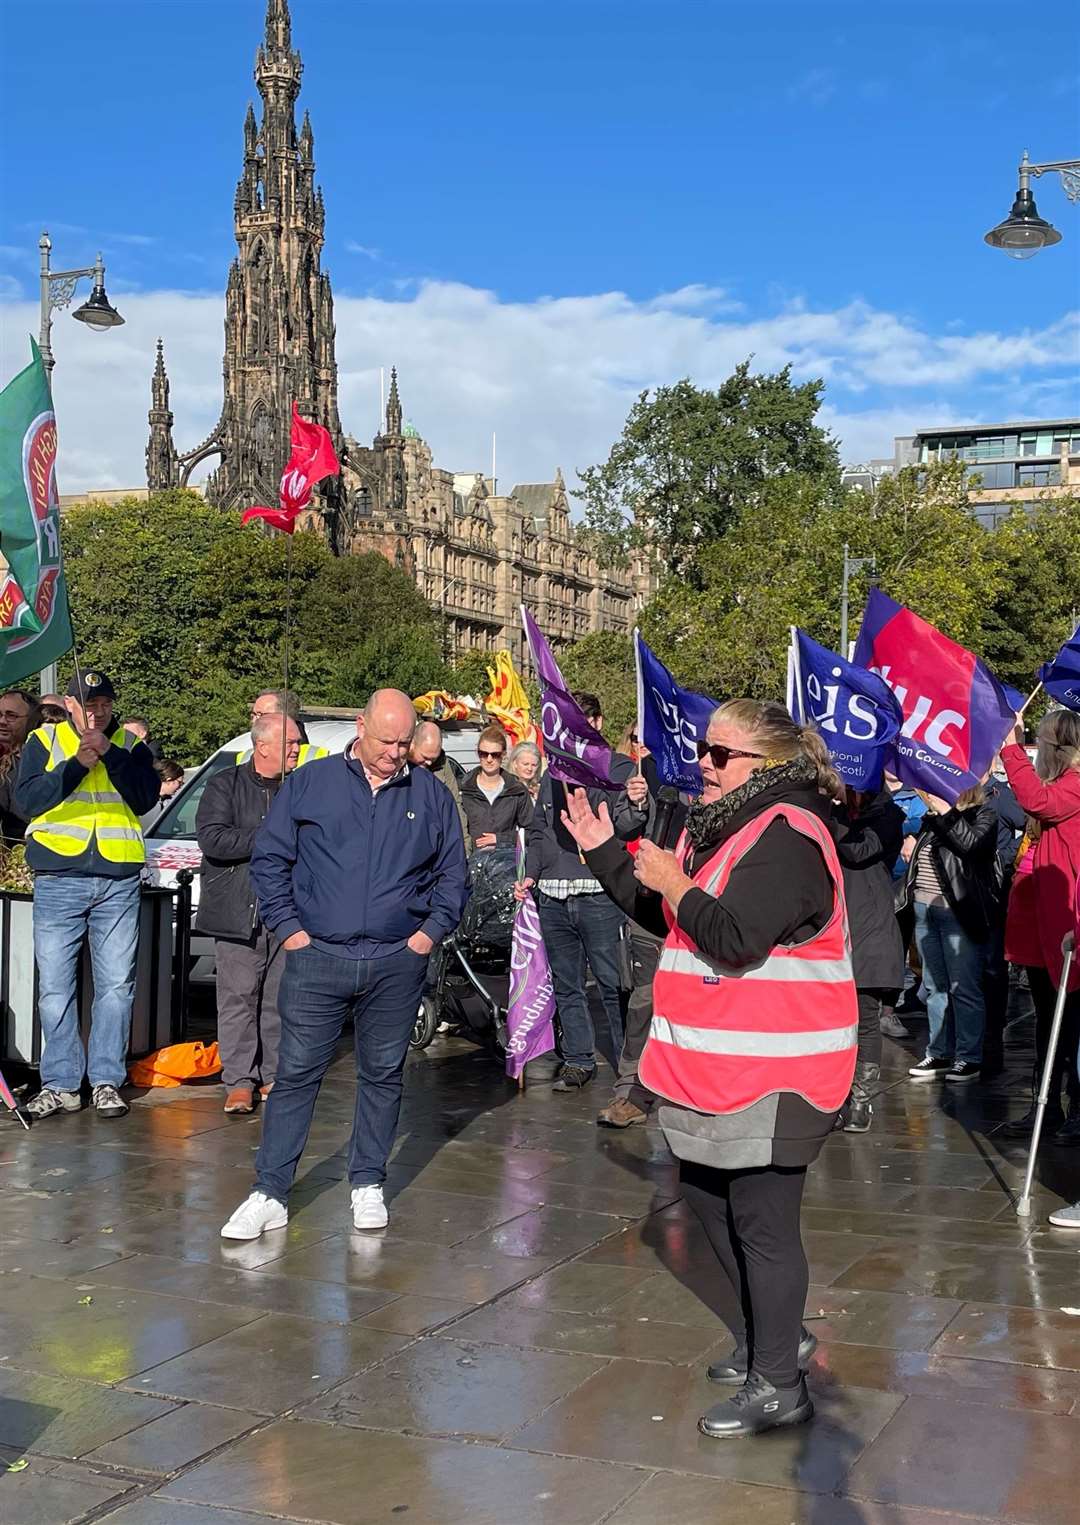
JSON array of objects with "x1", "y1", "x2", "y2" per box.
[
  {"x1": 711, "y1": 699, "x2": 844, "y2": 800},
  {"x1": 1036, "y1": 709, "x2": 1080, "y2": 782},
  {"x1": 955, "y1": 784, "x2": 986, "y2": 810}
]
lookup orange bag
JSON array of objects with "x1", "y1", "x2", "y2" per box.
[{"x1": 128, "y1": 1041, "x2": 222, "y2": 1088}]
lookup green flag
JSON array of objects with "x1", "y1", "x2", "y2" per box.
[{"x1": 0, "y1": 339, "x2": 73, "y2": 685}]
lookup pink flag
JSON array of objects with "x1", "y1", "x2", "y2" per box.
[
  {"x1": 0, "y1": 1064, "x2": 30, "y2": 1129},
  {"x1": 505, "y1": 836, "x2": 557, "y2": 1080}
]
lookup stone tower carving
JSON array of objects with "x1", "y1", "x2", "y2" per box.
[
  {"x1": 146, "y1": 339, "x2": 179, "y2": 491},
  {"x1": 146, "y1": 0, "x2": 344, "y2": 536}
]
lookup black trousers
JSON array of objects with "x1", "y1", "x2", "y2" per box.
[
  {"x1": 1027, "y1": 965, "x2": 1080, "y2": 1112},
  {"x1": 856, "y1": 988, "x2": 884, "y2": 1069},
  {"x1": 680, "y1": 1159, "x2": 808, "y2": 1388}
]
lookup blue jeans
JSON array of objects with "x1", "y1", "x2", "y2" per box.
[
  {"x1": 913, "y1": 900, "x2": 986, "y2": 1065},
  {"x1": 537, "y1": 891, "x2": 626, "y2": 1071},
  {"x1": 255, "y1": 943, "x2": 428, "y2": 1203},
  {"x1": 33, "y1": 873, "x2": 141, "y2": 1092}
]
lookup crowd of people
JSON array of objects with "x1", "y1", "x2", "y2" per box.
[{"x1": 3, "y1": 668, "x2": 1080, "y2": 1439}]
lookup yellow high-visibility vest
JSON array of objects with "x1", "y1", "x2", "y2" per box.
[
  {"x1": 234, "y1": 743, "x2": 328, "y2": 768},
  {"x1": 26, "y1": 722, "x2": 145, "y2": 864}
]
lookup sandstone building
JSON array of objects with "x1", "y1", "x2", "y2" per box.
[{"x1": 146, "y1": 0, "x2": 652, "y2": 663}]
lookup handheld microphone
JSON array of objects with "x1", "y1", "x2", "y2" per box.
[{"x1": 648, "y1": 786, "x2": 681, "y2": 850}]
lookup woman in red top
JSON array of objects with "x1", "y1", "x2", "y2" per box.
[{"x1": 1000, "y1": 711, "x2": 1080, "y2": 1158}]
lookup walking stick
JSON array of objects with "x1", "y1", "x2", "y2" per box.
[{"x1": 1016, "y1": 930, "x2": 1076, "y2": 1218}]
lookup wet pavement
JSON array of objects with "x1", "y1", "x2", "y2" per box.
[{"x1": 2, "y1": 1020, "x2": 1080, "y2": 1525}]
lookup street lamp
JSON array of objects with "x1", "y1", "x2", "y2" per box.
[
  {"x1": 38, "y1": 229, "x2": 124, "y2": 374},
  {"x1": 840, "y1": 544, "x2": 876, "y2": 659},
  {"x1": 984, "y1": 152, "x2": 1079, "y2": 259}
]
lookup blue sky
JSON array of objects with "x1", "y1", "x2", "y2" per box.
[{"x1": 1, "y1": 0, "x2": 1077, "y2": 492}]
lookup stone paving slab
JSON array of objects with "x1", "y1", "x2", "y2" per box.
[{"x1": 0, "y1": 1030, "x2": 1074, "y2": 1524}]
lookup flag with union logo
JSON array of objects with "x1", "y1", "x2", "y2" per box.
[
  {"x1": 787, "y1": 627, "x2": 903, "y2": 791},
  {"x1": 0, "y1": 339, "x2": 74, "y2": 686},
  {"x1": 241, "y1": 401, "x2": 340, "y2": 533},
  {"x1": 853, "y1": 589, "x2": 1015, "y2": 803},
  {"x1": 634, "y1": 631, "x2": 716, "y2": 794}
]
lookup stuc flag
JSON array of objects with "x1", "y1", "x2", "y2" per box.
[
  {"x1": 0, "y1": 339, "x2": 74, "y2": 686},
  {"x1": 1037, "y1": 624, "x2": 1080, "y2": 712},
  {"x1": 853, "y1": 589, "x2": 1015, "y2": 803},
  {"x1": 634, "y1": 630, "x2": 716, "y2": 794},
  {"x1": 505, "y1": 832, "x2": 557, "y2": 1081},
  {"x1": 787, "y1": 627, "x2": 902, "y2": 791},
  {"x1": 242, "y1": 402, "x2": 340, "y2": 533},
  {"x1": 520, "y1": 605, "x2": 617, "y2": 789}
]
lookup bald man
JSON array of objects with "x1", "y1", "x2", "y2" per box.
[
  {"x1": 409, "y1": 719, "x2": 467, "y2": 839},
  {"x1": 223, "y1": 690, "x2": 467, "y2": 1240}
]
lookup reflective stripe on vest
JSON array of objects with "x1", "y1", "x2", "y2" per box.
[
  {"x1": 234, "y1": 743, "x2": 328, "y2": 767},
  {"x1": 26, "y1": 722, "x2": 146, "y2": 865},
  {"x1": 639, "y1": 802, "x2": 857, "y2": 1116}
]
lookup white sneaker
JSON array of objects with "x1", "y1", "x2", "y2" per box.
[
  {"x1": 351, "y1": 1184, "x2": 388, "y2": 1231},
  {"x1": 220, "y1": 1191, "x2": 288, "y2": 1240}
]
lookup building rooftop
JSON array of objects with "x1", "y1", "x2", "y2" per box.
[{"x1": 913, "y1": 418, "x2": 1080, "y2": 437}]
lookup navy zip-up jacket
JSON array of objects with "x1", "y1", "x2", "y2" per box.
[{"x1": 249, "y1": 750, "x2": 468, "y2": 958}]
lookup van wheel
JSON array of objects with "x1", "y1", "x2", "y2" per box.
[{"x1": 411, "y1": 995, "x2": 439, "y2": 1050}]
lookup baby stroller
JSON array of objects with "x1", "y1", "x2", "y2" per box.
[{"x1": 411, "y1": 847, "x2": 518, "y2": 1053}]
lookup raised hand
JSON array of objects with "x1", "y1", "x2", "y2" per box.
[{"x1": 559, "y1": 788, "x2": 615, "y2": 853}]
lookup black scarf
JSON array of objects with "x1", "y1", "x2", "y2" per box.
[{"x1": 684, "y1": 755, "x2": 819, "y2": 852}]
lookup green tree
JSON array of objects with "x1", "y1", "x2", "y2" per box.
[
  {"x1": 576, "y1": 363, "x2": 839, "y2": 576},
  {"x1": 447, "y1": 647, "x2": 495, "y2": 700},
  {"x1": 60, "y1": 490, "x2": 449, "y2": 762},
  {"x1": 981, "y1": 493, "x2": 1080, "y2": 697},
  {"x1": 640, "y1": 462, "x2": 1002, "y2": 703},
  {"x1": 558, "y1": 629, "x2": 637, "y2": 741}
]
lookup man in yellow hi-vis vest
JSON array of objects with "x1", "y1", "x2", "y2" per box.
[
  {"x1": 234, "y1": 688, "x2": 328, "y2": 768},
  {"x1": 15, "y1": 671, "x2": 159, "y2": 1121}
]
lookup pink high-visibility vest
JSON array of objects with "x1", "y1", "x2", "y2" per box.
[{"x1": 639, "y1": 802, "x2": 857, "y2": 1116}]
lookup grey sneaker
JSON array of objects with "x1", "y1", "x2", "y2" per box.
[
  {"x1": 879, "y1": 1011, "x2": 908, "y2": 1039},
  {"x1": 1047, "y1": 1200, "x2": 1080, "y2": 1228},
  {"x1": 91, "y1": 1084, "x2": 129, "y2": 1118},
  {"x1": 26, "y1": 1087, "x2": 82, "y2": 1118}
]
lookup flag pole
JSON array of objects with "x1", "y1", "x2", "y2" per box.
[
  {"x1": 280, "y1": 530, "x2": 294, "y2": 779},
  {"x1": 1019, "y1": 682, "x2": 1042, "y2": 717},
  {"x1": 632, "y1": 627, "x2": 645, "y2": 776}
]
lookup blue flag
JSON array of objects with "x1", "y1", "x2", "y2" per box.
[
  {"x1": 634, "y1": 631, "x2": 717, "y2": 793},
  {"x1": 1038, "y1": 625, "x2": 1080, "y2": 712},
  {"x1": 788, "y1": 627, "x2": 903, "y2": 791}
]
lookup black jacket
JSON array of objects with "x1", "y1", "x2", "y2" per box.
[
  {"x1": 898, "y1": 800, "x2": 1000, "y2": 943},
  {"x1": 195, "y1": 762, "x2": 284, "y2": 940},
  {"x1": 15, "y1": 720, "x2": 159, "y2": 878},
  {"x1": 833, "y1": 789, "x2": 905, "y2": 993},
  {"x1": 459, "y1": 768, "x2": 534, "y2": 850},
  {"x1": 525, "y1": 753, "x2": 637, "y2": 885},
  {"x1": 609, "y1": 754, "x2": 691, "y2": 849}
]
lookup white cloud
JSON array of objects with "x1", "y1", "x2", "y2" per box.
[
  {"x1": 0, "y1": 281, "x2": 1075, "y2": 495},
  {"x1": 344, "y1": 242, "x2": 381, "y2": 259},
  {"x1": 787, "y1": 68, "x2": 836, "y2": 107}
]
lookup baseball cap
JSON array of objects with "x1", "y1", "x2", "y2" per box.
[{"x1": 66, "y1": 670, "x2": 116, "y2": 702}]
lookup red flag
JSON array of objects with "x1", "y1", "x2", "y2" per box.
[{"x1": 241, "y1": 402, "x2": 340, "y2": 533}]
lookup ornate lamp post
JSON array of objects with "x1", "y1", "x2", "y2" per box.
[
  {"x1": 984, "y1": 153, "x2": 1080, "y2": 259},
  {"x1": 35, "y1": 230, "x2": 124, "y2": 690},
  {"x1": 38, "y1": 229, "x2": 124, "y2": 375}
]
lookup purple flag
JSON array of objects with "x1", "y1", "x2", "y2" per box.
[
  {"x1": 520, "y1": 604, "x2": 616, "y2": 789},
  {"x1": 505, "y1": 834, "x2": 557, "y2": 1080}
]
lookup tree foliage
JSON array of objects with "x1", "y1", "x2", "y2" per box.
[
  {"x1": 61, "y1": 490, "x2": 448, "y2": 763},
  {"x1": 558, "y1": 629, "x2": 637, "y2": 741},
  {"x1": 576, "y1": 363, "x2": 839, "y2": 576}
]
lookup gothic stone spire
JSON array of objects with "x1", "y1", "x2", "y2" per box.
[
  {"x1": 385, "y1": 367, "x2": 402, "y2": 436},
  {"x1": 146, "y1": 339, "x2": 178, "y2": 491}
]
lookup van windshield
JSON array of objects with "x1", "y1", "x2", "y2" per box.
[{"x1": 150, "y1": 752, "x2": 238, "y2": 841}]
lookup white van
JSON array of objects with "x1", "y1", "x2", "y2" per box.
[{"x1": 144, "y1": 713, "x2": 484, "y2": 981}]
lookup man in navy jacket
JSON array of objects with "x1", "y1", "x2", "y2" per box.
[{"x1": 221, "y1": 689, "x2": 467, "y2": 1240}]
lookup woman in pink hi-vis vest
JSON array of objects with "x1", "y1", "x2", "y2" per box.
[{"x1": 561, "y1": 699, "x2": 857, "y2": 1440}]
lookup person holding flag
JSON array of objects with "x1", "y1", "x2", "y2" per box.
[
  {"x1": 16, "y1": 671, "x2": 159, "y2": 1119},
  {"x1": 1000, "y1": 710, "x2": 1080, "y2": 1161}
]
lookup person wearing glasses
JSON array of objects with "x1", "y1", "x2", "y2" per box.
[
  {"x1": 459, "y1": 726, "x2": 534, "y2": 852},
  {"x1": 560, "y1": 699, "x2": 856, "y2": 1438},
  {"x1": 236, "y1": 690, "x2": 327, "y2": 769}
]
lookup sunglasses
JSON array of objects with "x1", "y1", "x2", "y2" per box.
[
  {"x1": 478, "y1": 749, "x2": 504, "y2": 760},
  {"x1": 695, "y1": 740, "x2": 764, "y2": 769}
]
